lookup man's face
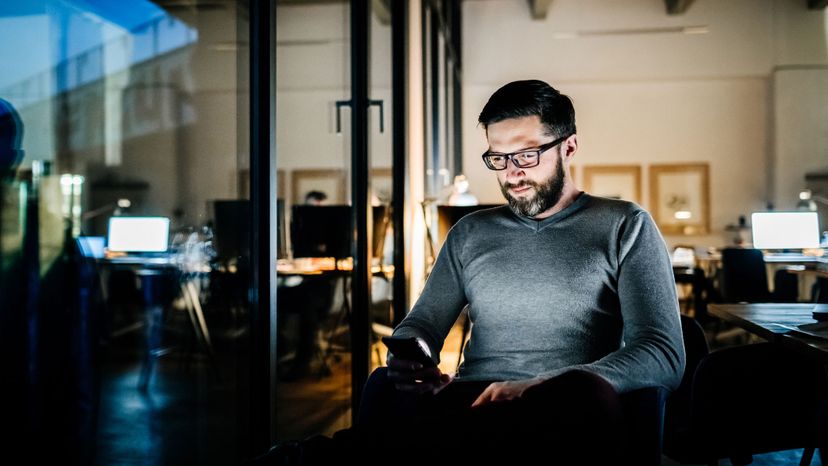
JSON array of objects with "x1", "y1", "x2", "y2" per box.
[{"x1": 487, "y1": 115, "x2": 569, "y2": 218}]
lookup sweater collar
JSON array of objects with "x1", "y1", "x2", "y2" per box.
[{"x1": 510, "y1": 191, "x2": 590, "y2": 231}]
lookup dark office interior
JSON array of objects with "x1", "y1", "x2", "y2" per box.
[{"x1": 1, "y1": 0, "x2": 828, "y2": 465}]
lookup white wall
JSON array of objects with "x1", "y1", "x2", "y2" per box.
[
  {"x1": 275, "y1": 3, "x2": 393, "y2": 206},
  {"x1": 773, "y1": 69, "x2": 828, "y2": 230},
  {"x1": 462, "y1": 0, "x2": 828, "y2": 247}
]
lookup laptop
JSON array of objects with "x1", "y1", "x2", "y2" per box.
[
  {"x1": 751, "y1": 212, "x2": 820, "y2": 258},
  {"x1": 77, "y1": 236, "x2": 106, "y2": 259},
  {"x1": 106, "y1": 217, "x2": 171, "y2": 259}
]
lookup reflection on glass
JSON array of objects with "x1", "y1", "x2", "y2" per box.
[
  {"x1": 275, "y1": 0, "x2": 357, "y2": 442},
  {"x1": 0, "y1": 1, "x2": 251, "y2": 464}
]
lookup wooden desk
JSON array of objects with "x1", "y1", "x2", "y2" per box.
[
  {"x1": 277, "y1": 258, "x2": 393, "y2": 276},
  {"x1": 708, "y1": 303, "x2": 828, "y2": 361}
]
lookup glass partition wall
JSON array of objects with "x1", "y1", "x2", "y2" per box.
[
  {"x1": 421, "y1": 0, "x2": 463, "y2": 277},
  {"x1": 0, "y1": 1, "x2": 253, "y2": 464},
  {"x1": 0, "y1": 0, "x2": 411, "y2": 461},
  {"x1": 273, "y1": 0, "x2": 397, "y2": 440},
  {"x1": 274, "y1": 1, "x2": 354, "y2": 440},
  {"x1": 423, "y1": 0, "x2": 461, "y2": 203}
]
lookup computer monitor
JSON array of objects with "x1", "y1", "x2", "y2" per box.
[
  {"x1": 290, "y1": 205, "x2": 351, "y2": 259},
  {"x1": 212, "y1": 200, "x2": 251, "y2": 262},
  {"x1": 107, "y1": 217, "x2": 170, "y2": 253},
  {"x1": 751, "y1": 211, "x2": 820, "y2": 250}
]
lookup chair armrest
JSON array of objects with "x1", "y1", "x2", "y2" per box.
[{"x1": 620, "y1": 386, "x2": 669, "y2": 466}]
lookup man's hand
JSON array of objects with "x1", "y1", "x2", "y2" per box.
[
  {"x1": 471, "y1": 378, "x2": 543, "y2": 407},
  {"x1": 387, "y1": 357, "x2": 452, "y2": 395}
]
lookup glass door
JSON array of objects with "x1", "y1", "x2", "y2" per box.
[
  {"x1": 274, "y1": 0, "x2": 354, "y2": 440},
  {"x1": 273, "y1": 0, "x2": 397, "y2": 441}
]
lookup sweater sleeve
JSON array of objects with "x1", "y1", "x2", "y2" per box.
[
  {"x1": 540, "y1": 210, "x2": 686, "y2": 392},
  {"x1": 392, "y1": 225, "x2": 467, "y2": 365}
]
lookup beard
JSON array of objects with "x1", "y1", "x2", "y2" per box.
[{"x1": 499, "y1": 156, "x2": 566, "y2": 218}]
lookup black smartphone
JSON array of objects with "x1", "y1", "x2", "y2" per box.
[{"x1": 381, "y1": 336, "x2": 436, "y2": 367}]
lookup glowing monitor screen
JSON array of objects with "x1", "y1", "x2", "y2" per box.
[
  {"x1": 78, "y1": 236, "x2": 106, "y2": 259},
  {"x1": 751, "y1": 212, "x2": 819, "y2": 250},
  {"x1": 107, "y1": 217, "x2": 170, "y2": 253}
]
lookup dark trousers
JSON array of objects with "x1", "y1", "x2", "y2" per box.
[{"x1": 353, "y1": 368, "x2": 625, "y2": 464}]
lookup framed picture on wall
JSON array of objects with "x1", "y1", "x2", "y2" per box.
[
  {"x1": 582, "y1": 165, "x2": 642, "y2": 205},
  {"x1": 649, "y1": 163, "x2": 710, "y2": 235},
  {"x1": 291, "y1": 169, "x2": 346, "y2": 205}
]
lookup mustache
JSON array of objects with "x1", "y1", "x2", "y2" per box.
[{"x1": 502, "y1": 180, "x2": 537, "y2": 190}]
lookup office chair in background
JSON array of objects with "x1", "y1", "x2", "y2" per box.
[
  {"x1": 664, "y1": 315, "x2": 828, "y2": 466},
  {"x1": 720, "y1": 248, "x2": 798, "y2": 303}
]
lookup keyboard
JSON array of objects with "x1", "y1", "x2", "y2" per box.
[{"x1": 763, "y1": 252, "x2": 820, "y2": 263}]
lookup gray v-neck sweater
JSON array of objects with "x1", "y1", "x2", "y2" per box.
[{"x1": 394, "y1": 193, "x2": 685, "y2": 393}]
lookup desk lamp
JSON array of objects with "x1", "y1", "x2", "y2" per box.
[
  {"x1": 797, "y1": 189, "x2": 828, "y2": 212},
  {"x1": 82, "y1": 198, "x2": 131, "y2": 221}
]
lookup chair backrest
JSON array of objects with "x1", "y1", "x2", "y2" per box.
[
  {"x1": 690, "y1": 342, "x2": 828, "y2": 461},
  {"x1": 671, "y1": 315, "x2": 710, "y2": 413},
  {"x1": 663, "y1": 315, "x2": 710, "y2": 460},
  {"x1": 720, "y1": 248, "x2": 771, "y2": 303},
  {"x1": 816, "y1": 277, "x2": 828, "y2": 303},
  {"x1": 772, "y1": 268, "x2": 799, "y2": 302}
]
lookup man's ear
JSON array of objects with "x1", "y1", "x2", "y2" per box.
[{"x1": 562, "y1": 134, "x2": 578, "y2": 160}]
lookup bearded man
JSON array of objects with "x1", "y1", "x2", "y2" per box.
[
  {"x1": 262, "y1": 80, "x2": 686, "y2": 465},
  {"x1": 366, "y1": 79, "x2": 684, "y2": 462}
]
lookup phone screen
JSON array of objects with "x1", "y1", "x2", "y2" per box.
[{"x1": 381, "y1": 336, "x2": 436, "y2": 367}]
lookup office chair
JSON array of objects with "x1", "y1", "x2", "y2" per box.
[
  {"x1": 664, "y1": 315, "x2": 828, "y2": 465},
  {"x1": 814, "y1": 277, "x2": 828, "y2": 303},
  {"x1": 663, "y1": 315, "x2": 711, "y2": 464},
  {"x1": 720, "y1": 247, "x2": 799, "y2": 303},
  {"x1": 720, "y1": 248, "x2": 773, "y2": 303},
  {"x1": 356, "y1": 366, "x2": 669, "y2": 465}
]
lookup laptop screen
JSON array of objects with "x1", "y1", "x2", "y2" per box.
[
  {"x1": 751, "y1": 212, "x2": 820, "y2": 250},
  {"x1": 107, "y1": 217, "x2": 170, "y2": 253},
  {"x1": 78, "y1": 236, "x2": 106, "y2": 259}
]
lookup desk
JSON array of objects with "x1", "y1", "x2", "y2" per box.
[
  {"x1": 275, "y1": 258, "x2": 395, "y2": 379},
  {"x1": 708, "y1": 303, "x2": 828, "y2": 361},
  {"x1": 277, "y1": 257, "x2": 393, "y2": 276},
  {"x1": 790, "y1": 267, "x2": 828, "y2": 280},
  {"x1": 692, "y1": 252, "x2": 825, "y2": 301},
  {"x1": 98, "y1": 255, "x2": 215, "y2": 389}
]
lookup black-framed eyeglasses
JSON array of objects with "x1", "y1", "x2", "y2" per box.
[{"x1": 481, "y1": 134, "x2": 571, "y2": 171}]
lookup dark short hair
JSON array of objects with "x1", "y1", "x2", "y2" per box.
[
  {"x1": 478, "y1": 80, "x2": 576, "y2": 138},
  {"x1": 304, "y1": 190, "x2": 327, "y2": 202}
]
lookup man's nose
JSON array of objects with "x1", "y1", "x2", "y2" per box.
[{"x1": 505, "y1": 157, "x2": 525, "y2": 174}]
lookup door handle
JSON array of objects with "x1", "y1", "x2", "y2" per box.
[
  {"x1": 369, "y1": 99, "x2": 384, "y2": 133},
  {"x1": 335, "y1": 99, "x2": 384, "y2": 133},
  {"x1": 335, "y1": 100, "x2": 351, "y2": 133}
]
